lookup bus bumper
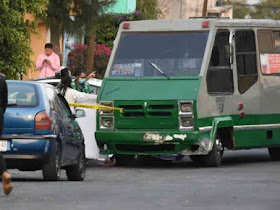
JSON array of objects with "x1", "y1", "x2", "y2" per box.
[{"x1": 95, "y1": 130, "x2": 213, "y2": 156}]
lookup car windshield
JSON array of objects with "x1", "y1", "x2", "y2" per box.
[
  {"x1": 7, "y1": 83, "x2": 37, "y2": 107},
  {"x1": 109, "y1": 32, "x2": 209, "y2": 77}
]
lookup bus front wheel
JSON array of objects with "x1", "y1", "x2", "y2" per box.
[
  {"x1": 190, "y1": 137, "x2": 223, "y2": 167},
  {"x1": 115, "y1": 154, "x2": 136, "y2": 166}
]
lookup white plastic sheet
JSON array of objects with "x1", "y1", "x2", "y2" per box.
[{"x1": 75, "y1": 98, "x2": 99, "y2": 159}]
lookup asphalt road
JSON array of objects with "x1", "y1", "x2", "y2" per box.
[{"x1": 1, "y1": 148, "x2": 280, "y2": 210}]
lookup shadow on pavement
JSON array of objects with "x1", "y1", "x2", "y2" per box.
[{"x1": 102, "y1": 149, "x2": 276, "y2": 169}]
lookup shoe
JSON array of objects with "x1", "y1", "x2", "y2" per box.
[{"x1": 2, "y1": 171, "x2": 12, "y2": 195}]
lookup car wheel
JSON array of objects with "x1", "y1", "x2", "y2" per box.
[
  {"x1": 43, "y1": 142, "x2": 61, "y2": 181},
  {"x1": 268, "y1": 147, "x2": 280, "y2": 160},
  {"x1": 66, "y1": 147, "x2": 86, "y2": 181},
  {"x1": 115, "y1": 154, "x2": 135, "y2": 166}
]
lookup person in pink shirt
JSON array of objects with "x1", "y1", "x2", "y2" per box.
[{"x1": 36, "y1": 43, "x2": 61, "y2": 78}]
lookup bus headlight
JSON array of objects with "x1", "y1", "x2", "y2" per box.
[
  {"x1": 100, "y1": 116, "x2": 114, "y2": 130},
  {"x1": 179, "y1": 117, "x2": 194, "y2": 128},
  {"x1": 99, "y1": 101, "x2": 114, "y2": 115},
  {"x1": 99, "y1": 101, "x2": 114, "y2": 130},
  {"x1": 179, "y1": 101, "x2": 193, "y2": 114},
  {"x1": 178, "y1": 100, "x2": 194, "y2": 131}
]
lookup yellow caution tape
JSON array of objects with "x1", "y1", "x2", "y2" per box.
[{"x1": 69, "y1": 102, "x2": 123, "y2": 113}]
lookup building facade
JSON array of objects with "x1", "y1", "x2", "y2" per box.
[
  {"x1": 158, "y1": 0, "x2": 233, "y2": 19},
  {"x1": 23, "y1": 14, "x2": 51, "y2": 80}
]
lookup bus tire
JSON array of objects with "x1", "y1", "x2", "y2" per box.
[
  {"x1": 203, "y1": 137, "x2": 224, "y2": 167},
  {"x1": 268, "y1": 147, "x2": 280, "y2": 160},
  {"x1": 115, "y1": 154, "x2": 135, "y2": 166},
  {"x1": 189, "y1": 155, "x2": 204, "y2": 164}
]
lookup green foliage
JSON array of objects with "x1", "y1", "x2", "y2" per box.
[
  {"x1": 222, "y1": 0, "x2": 250, "y2": 19},
  {"x1": 233, "y1": 5, "x2": 250, "y2": 19},
  {"x1": 136, "y1": 0, "x2": 159, "y2": 20},
  {"x1": 95, "y1": 11, "x2": 147, "y2": 49},
  {"x1": 250, "y1": 0, "x2": 280, "y2": 20},
  {"x1": 0, "y1": 0, "x2": 47, "y2": 79},
  {"x1": 45, "y1": 0, "x2": 73, "y2": 34},
  {"x1": 70, "y1": 0, "x2": 115, "y2": 35}
]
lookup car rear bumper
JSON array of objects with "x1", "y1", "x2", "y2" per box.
[
  {"x1": 3, "y1": 154, "x2": 44, "y2": 159},
  {"x1": 0, "y1": 134, "x2": 57, "y2": 140},
  {"x1": 0, "y1": 134, "x2": 58, "y2": 170},
  {"x1": 0, "y1": 134, "x2": 57, "y2": 157}
]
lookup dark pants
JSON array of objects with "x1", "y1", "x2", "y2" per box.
[
  {"x1": 0, "y1": 154, "x2": 6, "y2": 176},
  {"x1": 0, "y1": 108, "x2": 6, "y2": 176}
]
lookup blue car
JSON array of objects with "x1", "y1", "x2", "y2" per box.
[{"x1": 0, "y1": 81, "x2": 86, "y2": 181}]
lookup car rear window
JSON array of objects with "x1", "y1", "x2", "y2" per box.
[{"x1": 7, "y1": 83, "x2": 38, "y2": 107}]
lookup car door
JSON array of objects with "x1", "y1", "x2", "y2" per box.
[
  {"x1": 57, "y1": 94, "x2": 83, "y2": 163},
  {"x1": 45, "y1": 87, "x2": 71, "y2": 164}
]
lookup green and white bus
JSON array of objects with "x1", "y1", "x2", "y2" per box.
[{"x1": 96, "y1": 18, "x2": 280, "y2": 166}]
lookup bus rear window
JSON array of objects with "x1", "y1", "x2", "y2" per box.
[{"x1": 110, "y1": 32, "x2": 209, "y2": 77}]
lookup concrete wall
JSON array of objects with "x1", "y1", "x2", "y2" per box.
[
  {"x1": 23, "y1": 14, "x2": 65, "y2": 80},
  {"x1": 23, "y1": 14, "x2": 50, "y2": 80}
]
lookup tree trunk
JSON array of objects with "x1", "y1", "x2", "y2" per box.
[
  {"x1": 202, "y1": 0, "x2": 208, "y2": 17},
  {"x1": 85, "y1": 24, "x2": 96, "y2": 74},
  {"x1": 50, "y1": 24, "x2": 62, "y2": 66}
]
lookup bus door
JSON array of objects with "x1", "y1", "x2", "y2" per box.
[
  {"x1": 232, "y1": 29, "x2": 262, "y2": 148},
  {"x1": 206, "y1": 29, "x2": 236, "y2": 115}
]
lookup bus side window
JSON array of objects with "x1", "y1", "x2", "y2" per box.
[
  {"x1": 235, "y1": 30, "x2": 257, "y2": 94},
  {"x1": 207, "y1": 30, "x2": 233, "y2": 94}
]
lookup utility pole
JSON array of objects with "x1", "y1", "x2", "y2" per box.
[{"x1": 202, "y1": 0, "x2": 208, "y2": 17}]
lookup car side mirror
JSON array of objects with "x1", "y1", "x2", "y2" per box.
[{"x1": 74, "y1": 109, "x2": 86, "y2": 118}]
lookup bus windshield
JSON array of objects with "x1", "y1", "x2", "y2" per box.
[{"x1": 109, "y1": 32, "x2": 209, "y2": 77}]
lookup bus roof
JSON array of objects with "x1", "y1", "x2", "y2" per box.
[{"x1": 119, "y1": 19, "x2": 280, "y2": 32}]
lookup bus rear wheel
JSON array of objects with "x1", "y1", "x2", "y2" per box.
[{"x1": 268, "y1": 147, "x2": 280, "y2": 160}]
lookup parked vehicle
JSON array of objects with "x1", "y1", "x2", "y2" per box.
[
  {"x1": 34, "y1": 76, "x2": 103, "y2": 160},
  {"x1": 0, "y1": 81, "x2": 86, "y2": 181},
  {"x1": 96, "y1": 18, "x2": 280, "y2": 167},
  {"x1": 34, "y1": 76, "x2": 102, "y2": 95}
]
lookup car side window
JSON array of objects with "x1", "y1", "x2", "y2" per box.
[
  {"x1": 57, "y1": 94, "x2": 72, "y2": 117},
  {"x1": 90, "y1": 85, "x2": 99, "y2": 95},
  {"x1": 45, "y1": 87, "x2": 62, "y2": 113}
]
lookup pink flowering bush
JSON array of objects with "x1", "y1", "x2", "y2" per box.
[
  {"x1": 67, "y1": 44, "x2": 87, "y2": 73},
  {"x1": 94, "y1": 44, "x2": 112, "y2": 78},
  {"x1": 94, "y1": 44, "x2": 112, "y2": 56},
  {"x1": 67, "y1": 43, "x2": 111, "y2": 78}
]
